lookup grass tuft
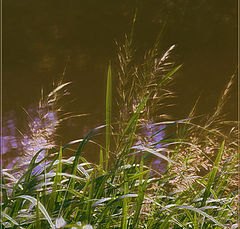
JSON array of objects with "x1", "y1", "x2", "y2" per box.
[{"x1": 1, "y1": 20, "x2": 237, "y2": 229}]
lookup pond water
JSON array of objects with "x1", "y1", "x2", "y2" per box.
[{"x1": 2, "y1": 1, "x2": 237, "y2": 169}]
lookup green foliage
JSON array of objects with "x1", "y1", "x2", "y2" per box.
[{"x1": 2, "y1": 135, "x2": 237, "y2": 228}]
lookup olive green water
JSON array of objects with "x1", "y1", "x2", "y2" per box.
[{"x1": 2, "y1": 1, "x2": 238, "y2": 164}]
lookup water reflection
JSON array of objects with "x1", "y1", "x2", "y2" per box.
[
  {"x1": 1, "y1": 110, "x2": 58, "y2": 171},
  {"x1": 137, "y1": 122, "x2": 167, "y2": 173},
  {"x1": 2, "y1": 108, "x2": 168, "y2": 175},
  {"x1": 2, "y1": 113, "x2": 20, "y2": 155},
  {"x1": 1, "y1": 81, "x2": 70, "y2": 171}
]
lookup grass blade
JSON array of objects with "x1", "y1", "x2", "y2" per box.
[
  {"x1": 132, "y1": 159, "x2": 149, "y2": 229},
  {"x1": 86, "y1": 174, "x2": 95, "y2": 224},
  {"x1": 122, "y1": 170, "x2": 129, "y2": 229},
  {"x1": 117, "y1": 95, "x2": 149, "y2": 152},
  {"x1": 132, "y1": 146, "x2": 176, "y2": 164},
  {"x1": 99, "y1": 148, "x2": 104, "y2": 173},
  {"x1": 157, "y1": 64, "x2": 182, "y2": 86},
  {"x1": 48, "y1": 147, "x2": 62, "y2": 214},
  {"x1": 175, "y1": 205, "x2": 227, "y2": 228},
  {"x1": 16, "y1": 195, "x2": 55, "y2": 228},
  {"x1": 1, "y1": 211, "x2": 19, "y2": 226},
  {"x1": 106, "y1": 63, "x2": 112, "y2": 170},
  {"x1": 36, "y1": 192, "x2": 41, "y2": 229},
  {"x1": 201, "y1": 141, "x2": 225, "y2": 206}
]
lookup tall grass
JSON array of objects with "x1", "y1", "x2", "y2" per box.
[{"x1": 1, "y1": 26, "x2": 238, "y2": 228}]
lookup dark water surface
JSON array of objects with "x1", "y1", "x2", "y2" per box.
[{"x1": 2, "y1": 1, "x2": 238, "y2": 167}]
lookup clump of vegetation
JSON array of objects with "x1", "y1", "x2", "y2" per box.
[{"x1": 1, "y1": 20, "x2": 238, "y2": 229}]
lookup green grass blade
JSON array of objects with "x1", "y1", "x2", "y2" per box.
[
  {"x1": 99, "y1": 148, "x2": 104, "y2": 173},
  {"x1": 48, "y1": 147, "x2": 62, "y2": 214},
  {"x1": 132, "y1": 159, "x2": 149, "y2": 229},
  {"x1": 56, "y1": 188, "x2": 83, "y2": 199},
  {"x1": 117, "y1": 95, "x2": 149, "y2": 151},
  {"x1": 122, "y1": 170, "x2": 129, "y2": 229},
  {"x1": 94, "y1": 174, "x2": 110, "y2": 200},
  {"x1": 16, "y1": 195, "x2": 55, "y2": 228},
  {"x1": 128, "y1": 169, "x2": 150, "y2": 181},
  {"x1": 106, "y1": 63, "x2": 112, "y2": 170},
  {"x1": 86, "y1": 174, "x2": 95, "y2": 224},
  {"x1": 12, "y1": 148, "x2": 44, "y2": 194},
  {"x1": 71, "y1": 125, "x2": 104, "y2": 176},
  {"x1": 132, "y1": 146, "x2": 176, "y2": 164},
  {"x1": 175, "y1": 205, "x2": 227, "y2": 228},
  {"x1": 216, "y1": 154, "x2": 237, "y2": 196},
  {"x1": 157, "y1": 64, "x2": 182, "y2": 86},
  {"x1": 1, "y1": 176, "x2": 9, "y2": 205},
  {"x1": 1, "y1": 211, "x2": 19, "y2": 226},
  {"x1": 193, "y1": 212, "x2": 198, "y2": 229},
  {"x1": 61, "y1": 126, "x2": 104, "y2": 209},
  {"x1": 92, "y1": 197, "x2": 112, "y2": 207},
  {"x1": 59, "y1": 131, "x2": 94, "y2": 217},
  {"x1": 201, "y1": 141, "x2": 225, "y2": 206},
  {"x1": 36, "y1": 192, "x2": 41, "y2": 229},
  {"x1": 9, "y1": 148, "x2": 51, "y2": 218}
]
